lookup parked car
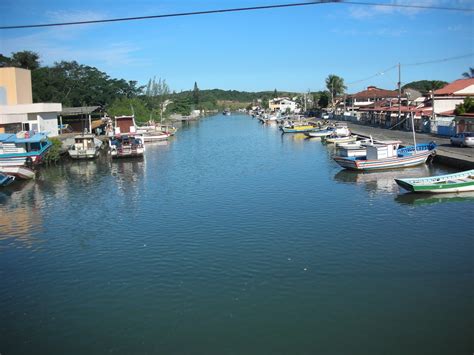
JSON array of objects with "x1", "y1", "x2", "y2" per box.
[{"x1": 450, "y1": 132, "x2": 474, "y2": 147}]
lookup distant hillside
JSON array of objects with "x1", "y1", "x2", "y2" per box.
[{"x1": 402, "y1": 80, "x2": 448, "y2": 94}]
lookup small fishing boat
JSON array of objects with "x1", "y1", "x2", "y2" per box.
[
  {"x1": 325, "y1": 135, "x2": 358, "y2": 144},
  {"x1": 0, "y1": 132, "x2": 52, "y2": 166},
  {"x1": 140, "y1": 131, "x2": 171, "y2": 142},
  {"x1": 280, "y1": 124, "x2": 318, "y2": 133},
  {"x1": 109, "y1": 135, "x2": 145, "y2": 158},
  {"x1": 0, "y1": 165, "x2": 36, "y2": 179},
  {"x1": 68, "y1": 134, "x2": 103, "y2": 159},
  {"x1": 395, "y1": 169, "x2": 474, "y2": 193},
  {"x1": 0, "y1": 172, "x2": 15, "y2": 186},
  {"x1": 305, "y1": 128, "x2": 335, "y2": 138},
  {"x1": 333, "y1": 141, "x2": 437, "y2": 171}
]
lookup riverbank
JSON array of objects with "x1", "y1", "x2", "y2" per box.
[{"x1": 337, "y1": 120, "x2": 474, "y2": 170}]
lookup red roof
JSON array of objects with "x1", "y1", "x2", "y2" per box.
[
  {"x1": 349, "y1": 86, "x2": 398, "y2": 99},
  {"x1": 434, "y1": 78, "x2": 474, "y2": 95}
]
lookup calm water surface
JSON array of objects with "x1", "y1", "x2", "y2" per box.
[{"x1": 1, "y1": 114, "x2": 473, "y2": 355}]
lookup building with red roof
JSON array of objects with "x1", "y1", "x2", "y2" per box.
[{"x1": 433, "y1": 78, "x2": 474, "y2": 114}]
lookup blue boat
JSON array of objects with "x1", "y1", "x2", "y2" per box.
[
  {"x1": 0, "y1": 172, "x2": 15, "y2": 186},
  {"x1": 0, "y1": 132, "x2": 52, "y2": 167}
]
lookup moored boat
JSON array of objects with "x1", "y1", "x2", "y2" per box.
[
  {"x1": 305, "y1": 128, "x2": 334, "y2": 138},
  {"x1": 0, "y1": 165, "x2": 36, "y2": 179},
  {"x1": 0, "y1": 172, "x2": 15, "y2": 186},
  {"x1": 395, "y1": 169, "x2": 474, "y2": 193},
  {"x1": 280, "y1": 124, "x2": 318, "y2": 133},
  {"x1": 333, "y1": 141, "x2": 437, "y2": 171},
  {"x1": 109, "y1": 135, "x2": 145, "y2": 158},
  {"x1": 140, "y1": 131, "x2": 171, "y2": 142},
  {"x1": 325, "y1": 135, "x2": 358, "y2": 144},
  {"x1": 68, "y1": 134, "x2": 103, "y2": 160},
  {"x1": 0, "y1": 132, "x2": 52, "y2": 167}
]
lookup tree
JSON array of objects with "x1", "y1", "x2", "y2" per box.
[
  {"x1": 107, "y1": 97, "x2": 150, "y2": 123},
  {"x1": 0, "y1": 54, "x2": 12, "y2": 67},
  {"x1": 10, "y1": 51, "x2": 40, "y2": 70},
  {"x1": 192, "y1": 81, "x2": 200, "y2": 107},
  {"x1": 454, "y1": 97, "x2": 474, "y2": 115},
  {"x1": 145, "y1": 77, "x2": 170, "y2": 123},
  {"x1": 325, "y1": 74, "x2": 346, "y2": 108},
  {"x1": 273, "y1": 88, "x2": 278, "y2": 98},
  {"x1": 318, "y1": 91, "x2": 330, "y2": 108},
  {"x1": 462, "y1": 67, "x2": 474, "y2": 79},
  {"x1": 402, "y1": 80, "x2": 448, "y2": 94}
]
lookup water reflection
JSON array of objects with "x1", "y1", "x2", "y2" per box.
[
  {"x1": 395, "y1": 191, "x2": 474, "y2": 206},
  {"x1": 0, "y1": 181, "x2": 43, "y2": 248},
  {"x1": 110, "y1": 158, "x2": 145, "y2": 201},
  {"x1": 333, "y1": 165, "x2": 432, "y2": 194}
]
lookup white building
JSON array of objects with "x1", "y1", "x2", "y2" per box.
[
  {"x1": 268, "y1": 97, "x2": 300, "y2": 113},
  {"x1": 0, "y1": 67, "x2": 62, "y2": 137},
  {"x1": 433, "y1": 78, "x2": 474, "y2": 114}
]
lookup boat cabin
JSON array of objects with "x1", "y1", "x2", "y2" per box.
[
  {"x1": 72, "y1": 134, "x2": 97, "y2": 150},
  {"x1": 366, "y1": 140, "x2": 401, "y2": 160},
  {"x1": 0, "y1": 132, "x2": 51, "y2": 155}
]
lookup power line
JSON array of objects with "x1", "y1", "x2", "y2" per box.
[
  {"x1": 0, "y1": 1, "x2": 334, "y2": 30},
  {"x1": 346, "y1": 65, "x2": 397, "y2": 86},
  {"x1": 346, "y1": 53, "x2": 473, "y2": 87},
  {"x1": 403, "y1": 53, "x2": 474, "y2": 67},
  {"x1": 1, "y1": 0, "x2": 473, "y2": 30}
]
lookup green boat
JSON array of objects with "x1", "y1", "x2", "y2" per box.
[{"x1": 395, "y1": 169, "x2": 474, "y2": 193}]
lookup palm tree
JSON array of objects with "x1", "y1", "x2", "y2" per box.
[
  {"x1": 462, "y1": 67, "x2": 474, "y2": 78},
  {"x1": 325, "y1": 74, "x2": 346, "y2": 108}
]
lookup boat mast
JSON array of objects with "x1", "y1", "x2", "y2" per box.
[
  {"x1": 398, "y1": 63, "x2": 401, "y2": 127},
  {"x1": 411, "y1": 111, "x2": 417, "y2": 152}
]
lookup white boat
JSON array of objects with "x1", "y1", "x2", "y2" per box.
[
  {"x1": 333, "y1": 141, "x2": 437, "y2": 171},
  {"x1": 332, "y1": 123, "x2": 351, "y2": 137},
  {"x1": 305, "y1": 128, "x2": 335, "y2": 137},
  {"x1": 325, "y1": 135, "x2": 358, "y2": 144},
  {"x1": 0, "y1": 165, "x2": 36, "y2": 179},
  {"x1": 140, "y1": 131, "x2": 171, "y2": 142},
  {"x1": 68, "y1": 134, "x2": 103, "y2": 160}
]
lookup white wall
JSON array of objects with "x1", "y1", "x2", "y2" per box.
[
  {"x1": 37, "y1": 112, "x2": 59, "y2": 137},
  {"x1": 433, "y1": 98, "x2": 464, "y2": 114}
]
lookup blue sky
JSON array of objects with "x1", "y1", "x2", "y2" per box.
[{"x1": 1, "y1": 0, "x2": 473, "y2": 94}]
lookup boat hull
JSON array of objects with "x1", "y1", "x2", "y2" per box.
[
  {"x1": 395, "y1": 169, "x2": 474, "y2": 193},
  {"x1": 68, "y1": 149, "x2": 100, "y2": 159},
  {"x1": 0, "y1": 166, "x2": 35, "y2": 179},
  {"x1": 0, "y1": 173, "x2": 15, "y2": 186},
  {"x1": 334, "y1": 150, "x2": 433, "y2": 171},
  {"x1": 111, "y1": 147, "x2": 145, "y2": 158},
  {"x1": 281, "y1": 126, "x2": 318, "y2": 133},
  {"x1": 305, "y1": 130, "x2": 333, "y2": 137},
  {"x1": 325, "y1": 136, "x2": 357, "y2": 144}
]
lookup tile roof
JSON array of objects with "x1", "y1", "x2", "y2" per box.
[
  {"x1": 349, "y1": 86, "x2": 398, "y2": 99},
  {"x1": 434, "y1": 78, "x2": 474, "y2": 95}
]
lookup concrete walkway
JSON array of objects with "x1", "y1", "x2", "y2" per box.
[{"x1": 342, "y1": 121, "x2": 474, "y2": 169}]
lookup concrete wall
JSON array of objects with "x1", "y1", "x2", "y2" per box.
[
  {"x1": 433, "y1": 97, "x2": 463, "y2": 114},
  {"x1": 37, "y1": 112, "x2": 59, "y2": 137},
  {"x1": 0, "y1": 67, "x2": 33, "y2": 105}
]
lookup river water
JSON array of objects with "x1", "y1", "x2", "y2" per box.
[{"x1": 1, "y1": 114, "x2": 472, "y2": 355}]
